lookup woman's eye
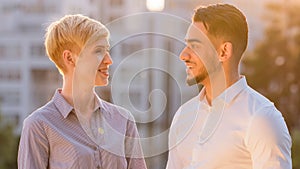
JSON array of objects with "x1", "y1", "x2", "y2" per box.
[
  {"x1": 96, "y1": 49, "x2": 108, "y2": 55},
  {"x1": 95, "y1": 49, "x2": 104, "y2": 53},
  {"x1": 95, "y1": 48, "x2": 110, "y2": 54}
]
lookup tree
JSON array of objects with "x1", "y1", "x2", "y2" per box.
[
  {"x1": 242, "y1": 2, "x2": 300, "y2": 169},
  {"x1": 0, "y1": 113, "x2": 18, "y2": 169},
  {"x1": 243, "y1": 1, "x2": 300, "y2": 130}
]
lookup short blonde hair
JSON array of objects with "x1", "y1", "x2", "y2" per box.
[{"x1": 44, "y1": 14, "x2": 109, "y2": 74}]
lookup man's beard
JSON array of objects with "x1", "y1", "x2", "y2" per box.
[
  {"x1": 186, "y1": 71, "x2": 208, "y2": 86},
  {"x1": 186, "y1": 62, "x2": 221, "y2": 86}
]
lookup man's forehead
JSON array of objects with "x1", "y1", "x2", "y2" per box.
[{"x1": 185, "y1": 23, "x2": 207, "y2": 42}]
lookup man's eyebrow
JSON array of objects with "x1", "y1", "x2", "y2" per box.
[{"x1": 185, "y1": 39, "x2": 202, "y2": 43}]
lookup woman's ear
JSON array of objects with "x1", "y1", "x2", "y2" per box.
[
  {"x1": 219, "y1": 42, "x2": 233, "y2": 62},
  {"x1": 62, "y1": 50, "x2": 76, "y2": 67}
]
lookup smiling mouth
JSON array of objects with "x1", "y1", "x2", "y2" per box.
[
  {"x1": 185, "y1": 65, "x2": 195, "y2": 75},
  {"x1": 185, "y1": 61, "x2": 195, "y2": 67},
  {"x1": 98, "y1": 69, "x2": 109, "y2": 76}
]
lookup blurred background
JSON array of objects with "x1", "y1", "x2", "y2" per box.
[{"x1": 0, "y1": 0, "x2": 299, "y2": 168}]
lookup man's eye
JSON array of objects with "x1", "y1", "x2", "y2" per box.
[{"x1": 191, "y1": 44, "x2": 199, "y2": 49}]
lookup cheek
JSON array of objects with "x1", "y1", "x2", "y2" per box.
[
  {"x1": 97, "y1": 54, "x2": 104, "y2": 61},
  {"x1": 95, "y1": 55, "x2": 105, "y2": 66},
  {"x1": 88, "y1": 54, "x2": 103, "y2": 67},
  {"x1": 191, "y1": 54, "x2": 204, "y2": 66},
  {"x1": 190, "y1": 49, "x2": 205, "y2": 62}
]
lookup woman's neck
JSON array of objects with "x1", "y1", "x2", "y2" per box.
[{"x1": 61, "y1": 75, "x2": 96, "y2": 120}]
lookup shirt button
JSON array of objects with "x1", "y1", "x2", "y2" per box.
[{"x1": 98, "y1": 127, "x2": 104, "y2": 134}]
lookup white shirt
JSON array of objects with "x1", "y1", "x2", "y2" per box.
[{"x1": 166, "y1": 77, "x2": 292, "y2": 169}]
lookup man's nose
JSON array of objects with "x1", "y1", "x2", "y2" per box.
[{"x1": 179, "y1": 47, "x2": 190, "y2": 61}]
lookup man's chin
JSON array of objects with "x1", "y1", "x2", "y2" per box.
[
  {"x1": 186, "y1": 74, "x2": 206, "y2": 86},
  {"x1": 186, "y1": 78, "x2": 198, "y2": 86}
]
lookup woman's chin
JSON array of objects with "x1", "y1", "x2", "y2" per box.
[{"x1": 95, "y1": 81, "x2": 109, "y2": 86}]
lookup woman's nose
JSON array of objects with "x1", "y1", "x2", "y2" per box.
[{"x1": 103, "y1": 53, "x2": 113, "y2": 65}]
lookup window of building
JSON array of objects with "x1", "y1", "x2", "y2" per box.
[
  {"x1": 0, "y1": 44, "x2": 21, "y2": 59},
  {"x1": 121, "y1": 41, "x2": 143, "y2": 57},
  {"x1": 30, "y1": 68, "x2": 62, "y2": 111},
  {"x1": 0, "y1": 68, "x2": 21, "y2": 82},
  {"x1": 1, "y1": 113, "x2": 20, "y2": 127},
  {"x1": 1, "y1": 2, "x2": 18, "y2": 14},
  {"x1": 0, "y1": 46, "x2": 5, "y2": 58},
  {"x1": 109, "y1": 15, "x2": 122, "y2": 22},
  {"x1": 110, "y1": 0, "x2": 123, "y2": 6},
  {"x1": 0, "y1": 90, "x2": 20, "y2": 106},
  {"x1": 31, "y1": 44, "x2": 45, "y2": 58}
]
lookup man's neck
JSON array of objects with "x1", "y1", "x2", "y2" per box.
[{"x1": 202, "y1": 72, "x2": 240, "y2": 106}]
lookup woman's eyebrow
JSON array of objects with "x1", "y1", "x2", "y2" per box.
[{"x1": 94, "y1": 45, "x2": 110, "y2": 49}]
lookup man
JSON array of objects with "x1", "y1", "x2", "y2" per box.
[
  {"x1": 167, "y1": 4, "x2": 292, "y2": 169},
  {"x1": 18, "y1": 14, "x2": 147, "y2": 169}
]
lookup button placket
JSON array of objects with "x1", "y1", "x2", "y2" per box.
[{"x1": 94, "y1": 146, "x2": 102, "y2": 168}]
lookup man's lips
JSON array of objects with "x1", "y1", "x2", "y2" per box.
[
  {"x1": 185, "y1": 62, "x2": 195, "y2": 69},
  {"x1": 184, "y1": 62, "x2": 196, "y2": 74}
]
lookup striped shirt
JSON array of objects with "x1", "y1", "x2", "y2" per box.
[{"x1": 18, "y1": 89, "x2": 147, "y2": 169}]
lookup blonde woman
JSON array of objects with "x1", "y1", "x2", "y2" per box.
[{"x1": 18, "y1": 14, "x2": 147, "y2": 169}]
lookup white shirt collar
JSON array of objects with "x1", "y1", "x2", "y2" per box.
[{"x1": 198, "y1": 76, "x2": 248, "y2": 107}]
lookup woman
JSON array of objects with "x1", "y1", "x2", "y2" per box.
[{"x1": 18, "y1": 14, "x2": 147, "y2": 169}]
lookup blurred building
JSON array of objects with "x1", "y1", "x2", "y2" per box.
[
  {"x1": 0, "y1": 0, "x2": 62, "y2": 132},
  {"x1": 0, "y1": 0, "x2": 290, "y2": 168},
  {"x1": 0, "y1": 0, "x2": 109, "y2": 132},
  {"x1": 0, "y1": 1, "x2": 197, "y2": 168}
]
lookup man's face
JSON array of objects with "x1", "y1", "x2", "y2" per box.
[
  {"x1": 75, "y1": 38, "x2": 112, "y2": 87},
  {"x1": 180, "y1": 22, "x2": 220, "y2": 86}
]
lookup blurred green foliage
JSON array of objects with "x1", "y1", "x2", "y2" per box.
[
  {"x1": 0, "y1": 114, "x2": 18, "y2": 169},
  {"x1": 243, "y1": 2, "x2": 300, "y2": 169},
  {"x1": 292, "y1": 129, "x2": 300, "y2": 168}
]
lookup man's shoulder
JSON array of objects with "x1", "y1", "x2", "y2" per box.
[
  {"x1": 238, "y1": 86, "x2": 284, "y2": 120},
  {"x1": 171, "y1": 95, "x2": 199, "y2": 124},
  {"x1": 241, "y1": 86, "x2": 274, "y2": 110},
  {"x1": 177, "y1": 95, "x2": 200, "y2": 113}
]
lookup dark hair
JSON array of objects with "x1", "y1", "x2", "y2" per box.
[{"x1": 193, "y1": 4, "x2": 248, "y2": 59}]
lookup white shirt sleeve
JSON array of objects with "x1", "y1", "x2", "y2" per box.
[
  {"x1": 166, "y1": 112, "x2": 185, "y2": 169},
  {"x1": 166, "y1": 146, "x2": 184, "y2": 169},
  {"x1": 245, "y1": 106, "x2": 292, "y2": 169}
]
